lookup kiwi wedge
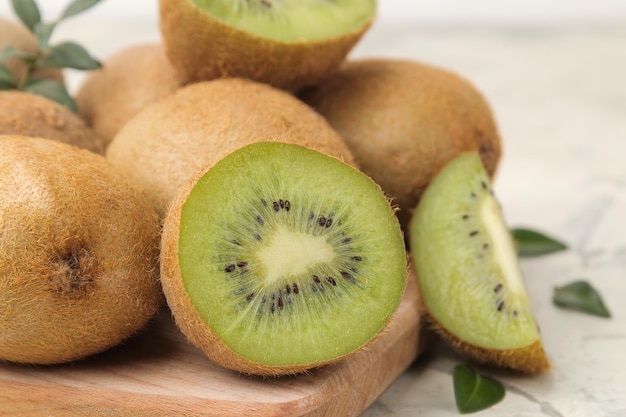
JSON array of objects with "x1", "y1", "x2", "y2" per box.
[
  {"x1": 158, "y1": 0, "x2": 376, "y2": 91},
  {"x1": 161, "y1": 142, "x2": 407, "y2": 376},
  {"x1": 410, "y1": 152, "x2": 550, "y2": 374}
]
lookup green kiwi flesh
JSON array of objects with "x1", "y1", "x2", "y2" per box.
[
  {"x1": 410, "y1": 152, "x2": 549, "y2": 373},
  {"x1": 192, "y1": 0, "x2": 376, "y2": 42},
  {"x1": 166, "y1": 142, "x2": 406, "y2": 373}
]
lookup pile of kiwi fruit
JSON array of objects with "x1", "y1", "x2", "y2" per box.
[{"x1": 0, "y1": 0, "x2": 549, "y2": 380}]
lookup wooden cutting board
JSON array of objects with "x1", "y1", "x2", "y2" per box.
[{"x1": 0, "y1": 268, "x2": 426, "y2": 417}]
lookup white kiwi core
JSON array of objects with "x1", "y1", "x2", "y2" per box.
[
  {"x1": 257, "y1": 225, "x2": 334, "y2": 284},
  {"x1": 480, "y1": 197, "x2": 526, "y2": 296}
]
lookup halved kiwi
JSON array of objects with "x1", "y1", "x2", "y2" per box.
[
  {"x1": 158, "y1": 0, "x2": 376, "y2": 91},
  {"x1": 161, "y1": 142, "x2": 407, "y2": 376},
  {"x1": 410, "y1": 152, "x2": 550, "y2": 374}
]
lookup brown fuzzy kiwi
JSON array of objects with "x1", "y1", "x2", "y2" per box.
[
  {"x1": 105, "y1": 78, "x2": 356, "y2": 218},
  {"x1": 158, "y1": 0, "x2": 374, "y2": 91},
  {"x1": 0, "y1": 17, "x2": 64, "y2": 85},
  {"x1": 0, "y1": 135, "x2": 163, "y2": 365},
  {"x1": 75, "y1": 43, "x2": 182, "y2": 147},
  {"x1": 300, "y1": 58, "x2": 502, "y2": 236},
  {"x1": 0, "y1": 90, "x2": 104, "y2": 154}
]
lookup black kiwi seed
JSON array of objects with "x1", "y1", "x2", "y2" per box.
[
  {"x1": 327, "y1": 276, "x2": 337, "y2": 286},
  {"x1": 246, "y1": 292, "x2": 255, "y2": 301},
  {"x1": 313, "y1": 275, "x2": 321, "y2": 284},
  {"x1": 273, "y1": 201, "x2": 280, "y2": 212},
  {"x1": 341, "y1": 271, "x2": 354, "y2": 282},
  {"x1": 278, "y1": 297, "x2": 284, "y2": 309},
  {"x1": 253, "y1": 233, "x2": 262, "y2": 241},
  {"x1": 462, "y1": 214, "x2": 470, "y2": 220},
  {"x1": 469, "y1": 230, "x2": 479, "y2": 237},
  {"x1": 342, "y1": 237, "x2": 352, "y2": 244},
  {"x1": 225, "y1": 264, "x2": 236, "y2": 273},
  {"x1": 279, "y1": 199, "x2": 285, "y2": 208},
  {"x1": 481, "y1": 181, "x2": 488, "y2": 190},
  {"x1": 284, "y1": 200, "x2": 291, "y2": 211},
  {"x1": 256, "y1": 215, "x2": 264, "y2": 225},
  {"x1": 497, "y1": 301, "x2": 505, "y2": 311},
  {"x1": 318, "y1": 216, "x2": 326, "y2": 226},
  {"x1": 325, "y1": 218, "x2": 333, "y2": 228},
  {"x1": 285, "y1": 284, "x2": 291, "y2": 294},
  {"x1": 494, "y1": 283, "x2": 503, "y2": 293},
  {"x1": 261, "y1": 199, "x2": 268, "y2": 207},
  {"x1": 483, "y1": 243, "x2": 489, "y2": 250},
  {"x1": 352, "y1": 256, "x2": 362, "y2": 262},
  {"x1": 292, "y1": 283, "x2": 299, "y2": 294},
  {"x1": 237, "y1": 261, "x2": 248, "y2": 268}
]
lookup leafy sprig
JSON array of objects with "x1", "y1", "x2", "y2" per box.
[{"x1": 0, "y1": 0, "x2": 104, "y2": 111}]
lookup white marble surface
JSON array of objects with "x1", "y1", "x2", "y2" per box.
[{"x1": 15, "y1": 10, "x2": 626, "y2": 416}]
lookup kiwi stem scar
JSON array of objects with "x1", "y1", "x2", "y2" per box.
[
  {"x1": 256, "y1": 224, "x2": 334, "y2": 285},
  {"x1": 480, "y1": 195, "x2": 526, "y2": 296}
]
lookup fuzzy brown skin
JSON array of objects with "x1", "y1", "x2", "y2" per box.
[
  {"x1": 0, "y1": 91, "x2": 104, "y2": 154},
  {"x1": 75, "y1": 43, "x2": 182, "y2": 147},
  {"x1": 0, "y1": 17, "x2": 64, "y2": 85},
  {"x1": 0, "y1": 135, "x2": 163, "y2": 365},
  {"x1": 158, "y1": 0, "x2": 372, "y2": 91},
  {"x1": 426, "y1": 312, "x2": 551, "y2": 374},
  {"x1": 160, "y1": 160, "x2": 403, "y2": 377},
  {"x1": 300, "y1": 59, "x2": 502, "y2": 236},
  {"x1": 106, "y1": 78, "x2": 356, "y2": 218}
]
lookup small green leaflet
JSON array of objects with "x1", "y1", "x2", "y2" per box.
[
  {"x1": 453, "y1": 364, "x2": 505, "y2": 414},
  {"x1": 553, "y1": 280, "x2": 611, "y2": 318},
  {"x1": 0, "y1": 64, "x2": 16, "y2": 89},
  {"x1": 11, "y1": 0, "x2": 41, "y2": 31},
  {"x1": 511, "y1": 227, "x2": 568, "y2": 257},
  {"x1": 38, "y1": 42, "x2": 101, "y2": 70},
  {"x1": 60, "y1": 0, "x2": 104, "y2": 20},
  {"x1": 23, "y1": 78, "x2": 77, "y2": 112}
]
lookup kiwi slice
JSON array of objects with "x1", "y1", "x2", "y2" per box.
[
  {"x1": 410, "y1": 152, "x2": 550, "y2": 374},
  {"x1": 159, "y1": 0, "x2": 376, "y2": 90},
  {"x1": 161, "y1": 142, "x2": 407, "y2": 376}
]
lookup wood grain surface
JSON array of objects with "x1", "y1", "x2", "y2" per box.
[{"x1": 0, "y1": 268, "x2": 425, "y2": 417}]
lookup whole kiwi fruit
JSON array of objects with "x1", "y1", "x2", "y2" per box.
[
  {"x1": 0, "y1": 16, "x2": 64, "y2": 85},
  {"x1": 158, "y1": 0, "x2": 376, "y2": 91},
  {"x1": 106, "y1": 78, "x2": 357, "y2": 218},
  {"x1": 0, "y1": 90, "x2": 104, "y2": 154},
  {"x1": 75, "y1": 43, "x2": 181, "y2": 147},
  {"x1": 0, "y1": 135, "x2": 163, "y2": 365},
  {"x1": 300, "y1": 58, "x2": 502, "y2": 236},
  {"x1": 160, "y1": 142, "x2": 407, "y2": 376}
]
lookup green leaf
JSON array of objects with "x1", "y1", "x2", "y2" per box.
[
  {"x1": 38, "y1": 42, "x2": 101, "y2": 70},
  {"x1": 0, "y1": 64, "x2": 17, "y2": 88},
  {"x1": 11, "y1": 0, "x2": 41, "y2": 31},
  {"x1": 60, "y1": 0, "x2": 104, "y2": 20},
  {"x1": 23, "y1": 78, "x2": 77, "y2": 112},
  {"x1": 553, "y1": 280, "x2": 611, "y2": 318},
  {"x1": 511, "y1": 228, "x2": 567, "y2": 257},
  {"x1": 33, "y1": 21, "x2": 57, "y2": 49},
  {"x1": 453, "y1": 364, "x2": 505, "y2": 414},
  {"x1": 0, "y1": 45, "x2": 34, "y2": 62}
]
